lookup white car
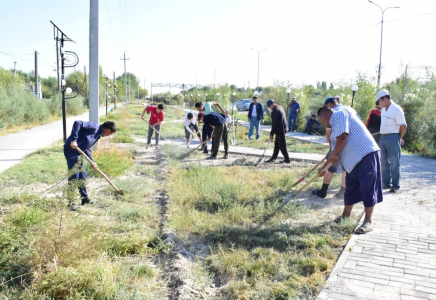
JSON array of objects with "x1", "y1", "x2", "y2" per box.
[{"x1": 236, "y1": 99, "x2": 253, "y2": 111}]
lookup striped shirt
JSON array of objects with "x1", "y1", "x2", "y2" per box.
[{"x1": 330, "y1": 106, "x2": 380, "y2": 173}]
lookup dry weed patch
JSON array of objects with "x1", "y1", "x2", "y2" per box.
[{"x1": 166, "y1": 163, "x2": 358, "y2": 299}]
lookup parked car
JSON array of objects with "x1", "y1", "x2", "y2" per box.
[{"x1": 236, "y1": 99, "x2": 253, "y2": 111}]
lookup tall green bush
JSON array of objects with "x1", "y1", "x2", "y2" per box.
[
  {"x1": 48, "y1": 93, "x2": 85, "y2": 117},
  {"x1": 0, "y1": 84, "x2": 50, "y2": 129}
]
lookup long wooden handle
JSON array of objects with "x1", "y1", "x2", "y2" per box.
[
  {"x1": 75, "y1": 147, "x2": 122, "y2": 193},
  {"x1": 291, "y1": 152, "x2": 328, "y2": 187},
  {"x1": 290, "y1": 162, "x2": 333, "y2": 198},
  {"x1": 191, "y1": 129, "x2": 214, "y2": 153},
  {"x1": 142, "y1": 119, "x2": 171, "y2": 143}
]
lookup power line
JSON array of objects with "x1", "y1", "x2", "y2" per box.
[
  {"x1": 118, "y1": 0, "x2": 126, "y2": 45},
  {"x1": 0, "y1": 14, "x2": 53, "y2": 46},
  {"x1": 0, "y1": 51, "x2": 34, "y2": 63},
  {"x1": 103, "y1": 0, "x2": 117, "y2": 45},
  {"x1": 0, "y1": 52, "x2": 33, "y2": 56},
  {"x1": 385, "y1": 11, "x2": 436, "y2": 23},
  {"x1": 278, "y1": 22, "x2": 380, "y2": 57},
  {"x1": 124, "y1": 0, "x2": 128, "y2": 47}
]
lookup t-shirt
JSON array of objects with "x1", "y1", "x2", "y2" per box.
[
  {"x1": 203, "y1": 112, "x2": 226, "y2": 138},
  {"x1": 290, "y1": 102, "x2": 300, "y2": 115},
  {"x1": 225, "y1": 115, "x2": 231, "y2": 125},
  {"x1": 204, "y1": 102, "x2": 213, "y2": 115},
  {"x1": 145, "y1": 106, "x2": 164, "y2": 124},
  {"x1": 184, "y1": 111, "x2": 198, "y2": 134},
  {"x1": 380, "y1": 101, "x2": 406, "y2": 134},
  {"x1": 251, "y1": 104, "x2": 257, "y2": 117}
]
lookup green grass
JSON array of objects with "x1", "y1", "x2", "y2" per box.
[{"x1": 166, "y1": 163, "x2": 357, "y2": 299}]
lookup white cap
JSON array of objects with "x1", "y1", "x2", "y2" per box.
[
  {"x1": 224, "y1": 109, "x2": 229, "y2": 113},
  {"x1": 292, "y1": 97, "x2": 296, "y2": 100},
  {"x1": 375, "y1": 90, "x2": 390, "y2": 102},
  {"x1": 335, "y1": 95, "x2": 340, "y2": 99}
]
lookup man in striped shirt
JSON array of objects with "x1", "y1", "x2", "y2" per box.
[{"x1": 317, "y1": 105, "x2": 382, "y2": 234}]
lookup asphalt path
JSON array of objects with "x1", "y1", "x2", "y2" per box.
[{"x1": 0, "y1": 104, "x2": 121, "y2": 174}]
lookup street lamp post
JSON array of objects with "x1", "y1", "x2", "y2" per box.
[
  {"x1": 205, "y1": 93, "x2": 208, "y2": 102},
  {"x1": 286, "y1": 88, "x2": 291, "y2": 117},
  {"x1": 368, "y1": 0, "x2": 399, "y2": 89},
  {"x1": 250, "y1": 48, "x2": 267, "y2": 93},
  {"x1": 232, "y1": 91, "x2": 236, "y2": 121},
  {"x1": 351, "y1": 85, "x2": 359, "y2": 107},
  {"x1": 209, "y1": 64, "x2": 220, "y2": 87}
]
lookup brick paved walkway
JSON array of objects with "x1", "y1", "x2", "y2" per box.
[{"x1": 317, "y1": 154, "x2": 436, "y2": 300}]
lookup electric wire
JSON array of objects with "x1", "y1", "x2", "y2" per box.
[
  {"x1": 0, "y1": 51, "x2": 34, "y2": 63},
  {"x1": 385, "y1": 11, "x2": 436, "y2": 23},
  {"x1": 103, "y1": 0, "x2": 117, "y2": 46}
]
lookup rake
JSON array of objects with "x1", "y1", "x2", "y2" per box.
[
  {"x1": 290, "y1": 152, "x2": 328, "y2": 188},
  {"x1": 142, "y1": 119, "x2": 173, "y2": 145},
  {"x1": 255, "y1": 139, "x2": 272, "y2": 165},
  {"x1": 75, "y1": 147, "x2": 125, "y2": 195},
  {"x1": 190, "y1": 129, "x2": 215, "y2": 154},
  {"x1": 287, "y1": 162, "x2": 333, "y2": 201}
]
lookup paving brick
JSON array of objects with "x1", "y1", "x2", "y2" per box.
[
  {"x1": 393, "y1": 262, "x2": 417, "y2": 270},
  {"x1": 384, "y1": 251, "x2": 406, "y2": 260},
  {"x1": 370, "y1": 258, "x2": 392, "y2": 267},
  {"x1": 344, "y1": 260, "x2": 357, "y2": 269},
  {"x1": 339, "y1": 272, "x2": 363, "y2": 281},
  {"x1": 325, "y1": 292, "x2": 356, "y2": 300},
  {"x1": 389, "y1": 276, "x2": 415, "y2": 285},
  {"x1": 404, "y1": 273, "x2": 428, "y2": 282},
  {"x1": 415, "y1": 285, "x2": 436, "y2": 295},
  {"x1": 363, "y1": 275, "x2": 388, "y2": 285},
  {"x1": 400, "y1": 288, "x2": 429, "y2": 299},
  {"x1": 347, "y1": 278, "x2": 375, "y2": 289},
  {"x1": 372, "y1": 289, "x2": 400, "y2": 300},
  {"x1": 388, "y1": 280, "x2": 414, "y2": 290},
  {"x1": 356, "y1": 261, "x2": 381, "y2": 269},
  {"x1": 415, "y1": 281, "x2": 436, "y2": 289},
  {"x1": 400, "y1": 295, "x2": 428, "y2": 300}
]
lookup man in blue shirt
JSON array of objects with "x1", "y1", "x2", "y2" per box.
[
  {"x1": 317, "y1": 106, "x2": 382, "y2": 234},
  {"x1": 247, "y1": 96, "x2": 264, "y2": 140},
  {"x1": 64, "y1": 120, "x2": 116, "y2": 210},
  {"x1": 305, "y1": 114, "x2": 320, "y2": 135},
  {"x1": 287, "y1": 97, "x2": 300, "y2": 132},
  {"x1": 198, "y1": 112, "x2": 229, "y2": 159}
]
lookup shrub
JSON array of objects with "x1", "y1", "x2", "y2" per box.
[{"x1": 89, "y1": 147, "x2": 134, "y2": 177}]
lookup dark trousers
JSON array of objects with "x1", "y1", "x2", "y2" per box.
[
  {"x1": 147, "y1": 124, "x2": 161, "y2": 145},
  {"x1": 271, "y1": 130, "x2": 290, "y2": 161},
  {"x1": 212, "y1": 124, "x2": 228, "y2": 157},
  {"x1": 64, "y1": 149, "x2": 88, "y2": 200}
]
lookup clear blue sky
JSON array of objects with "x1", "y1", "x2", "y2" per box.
[{"x1": 1, "y1": 0, "x2": 435, "y2": 93}]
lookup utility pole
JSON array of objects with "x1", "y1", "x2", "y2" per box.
[
  {"x1": 14, "y1": 62, "x2": 16, "y2": 74},
  {"x1": 83, "y1": 66, "x2": 88, "y2": 97},
  {"x1": 137, "y1": 79, "x2": 140, "y2": 99},
  {"x1": 113, "y1": 71, "x2": 117, "y2": 110},
  {"x1": 128, "y1": 75, "x2": 131, "y2": 102},
  {"x1": 89, "y1": 0, "x2": 99, "y2": 124},
  {"x1": 143, "y1": 78, "x2": 145, "y2": 99},
  {"x1": 120, "y1": 51, "x2": 129, "y2": 107},
  {"x1": 34, "y1": 51, "x2": 39, "y2": 98}
]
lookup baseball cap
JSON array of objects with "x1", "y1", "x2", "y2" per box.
[
  {"x1": 335, "y1": 95, "x2": 340, "y2": 99},
  {"x1": 266, "y1": 99, "x2": 275, "y2": 107},
  {"x1": 224, "y1": 109, "x2": 229, "y2": 113},
  {"x1": 375, "y1": 90, "x2": 390, "y2": 102},
  {"x1": 292, "y1": 97, "x2": 297, "y2": 100},
  {"x1": 324, "y1": 97, "x2": 337, "y2": 105}
]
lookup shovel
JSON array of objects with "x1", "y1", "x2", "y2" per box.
[
  {"x1": 256, "y1": 139, "x2": 271, "y2": 165},
  {"x1": 287, "y1": 162, "x2": 333, "y2": 201},
  {"x1": 75, "y1": 147, "x2": 125, "y2": 195}
]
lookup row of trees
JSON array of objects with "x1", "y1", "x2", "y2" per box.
[{"x1": 151, "y1": 68, "x2": 436, "y2": 157}]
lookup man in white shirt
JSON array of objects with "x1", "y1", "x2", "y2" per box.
[
  {"x1": 376, "y1": 90, "x2": 407, "y2": 193},
  {"x1": 224, "y1": 109, "x2": 232, "y2": 127},
  {"x1": 184, "y1": 111, "x2": 202, "y2": 147}
]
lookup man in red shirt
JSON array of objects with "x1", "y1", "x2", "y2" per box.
[{"x1": 141, "y1": 104, "x2": 165, "y2": 149}]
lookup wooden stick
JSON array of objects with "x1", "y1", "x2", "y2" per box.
[
  {"x1": 142, "y1": 119, "x2": 173, "y2": 144},
  {"x1": 290, "y1": 152, "x2": 328, "y2": 188},
  {"x1": 288, "y1": 162, "x2": 333, "y2": 199},
  {"x1": 190, "y1": 129, "x2": 214, "y2": 153},
  {"x1": 74, "y1": 147, "x2": 124, "y2": 194}
]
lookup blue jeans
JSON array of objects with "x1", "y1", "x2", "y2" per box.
[
  {"x1": 379, "y1": 133, "x2": 401, "y2": 189},
  {"x1": 288, "y1": 113, "x2": 297, "y2": 131},
  {"x1": 248, "y1": 117, "x2": 260, "y2": 139}
]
